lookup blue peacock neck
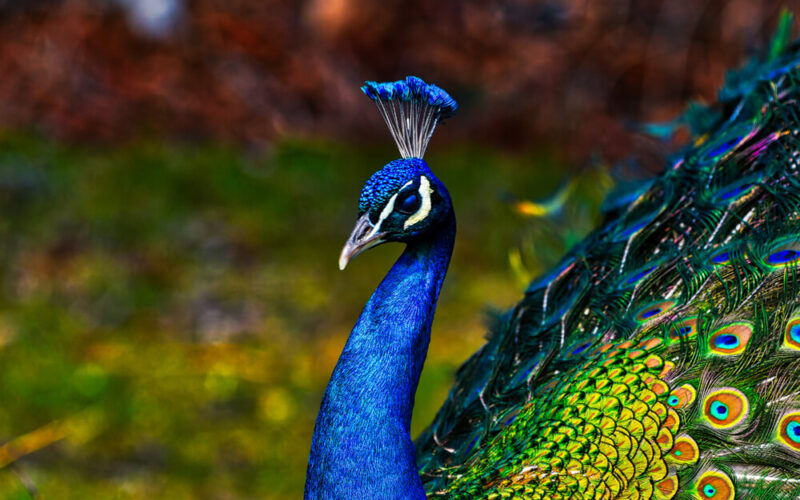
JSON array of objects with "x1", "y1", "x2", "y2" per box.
[{"x1": 305, "y1": 215, "x2": 455, "y2": 499}]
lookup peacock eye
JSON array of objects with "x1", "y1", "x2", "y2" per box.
[{"x1": 396, "y1": 191, "x2": 421, "y2": 214}]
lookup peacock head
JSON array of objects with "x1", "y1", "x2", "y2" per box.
[
  {"x1": 339, "y1": 158, "x2": 453, "y2": 269},
  {"x1": 339, "y1": 77, "x2": 457, "y2": 270}
]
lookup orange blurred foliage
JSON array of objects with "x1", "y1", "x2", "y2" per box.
[{"x1": 0, "y1": 0, "x2": 796, "y2": 164}]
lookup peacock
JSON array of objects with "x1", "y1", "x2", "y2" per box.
[{"x1": 306, "y1": 13, "x2": 800, "y2": 499}]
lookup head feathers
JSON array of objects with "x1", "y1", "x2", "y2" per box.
[{"x1": 361, "y1": 76, "x2": 457, "y2": 159}]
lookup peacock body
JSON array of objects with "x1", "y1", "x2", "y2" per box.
[{"x1": 308, "y1": 14, "x2": 800, "y2": 500}]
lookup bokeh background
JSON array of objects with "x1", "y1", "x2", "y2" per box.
[{"x1": 0, "y1": 1, "x2": 796, "y2": 498}]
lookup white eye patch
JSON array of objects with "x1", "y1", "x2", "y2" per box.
[
  {"x1": 370, "y1": 176, "x2": 435, "y2": 234},
  {"x1": 368, "y1": 179, "x2": 414, "y2": 236},
  {"x1": 403, "y1": 176, "x2": 433, "y2": 229}
]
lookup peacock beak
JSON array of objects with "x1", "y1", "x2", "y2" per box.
[{"x1": 339, "y1": 213, "x2": 386, "y2": 270}]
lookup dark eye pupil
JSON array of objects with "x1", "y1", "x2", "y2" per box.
[{"x1": 397, "y1": 192, "x2": 420, "y2": 214}]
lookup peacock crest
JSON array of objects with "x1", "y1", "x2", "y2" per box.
[{"x1": 361, "y1": 76, "x2": 457, "y2": 160}]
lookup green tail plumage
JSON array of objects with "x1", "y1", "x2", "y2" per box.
[{"x1": 417, "y1": 12, "x2": 800, "y2": 499}]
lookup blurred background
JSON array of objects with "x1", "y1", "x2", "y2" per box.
[{"x1": 0, "y1": 0, "x2": 795, "y2": 498}]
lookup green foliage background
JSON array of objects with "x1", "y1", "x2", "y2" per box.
[{"x1": 0, "y1": 133, "x2": 609, "y2": 499}]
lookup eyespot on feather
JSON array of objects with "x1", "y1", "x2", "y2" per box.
[
  {"x1": 667, "y1": 316, "x2": 698, "y2": 343},
  {"x1": 708, "y1": 249, "x2": 732, "y2": 266},
  {"x1": 696, "y1": 470, "x2": 734, "y2": 500},
  {"x1": 562, "y1": 338, "x2": 596, "y2": 360},
  {"x1": 709, "y1": 180, "x2": 755, "y2": 205},
  {"x1": 784, "y1": 316, "x2": 800, "y2": 351},
  {"x1": 654, "y1": 476, "x2": 678, "y2": 499},
  {"x1": 708, "y1": 322, "x2": 752, "y2": 356},
  {"x1": 696, "y1": 120, "x2": 756, "y2": 167},
  {"x1": 666, "y1": 384, "x2": 696, "y2": 409},
  {"x1": 665, "y1": 435, "x2": 699, "y2": 466},
  {"x1": 702, "y1": 388, "x2": 749, "y2": 429},
  {"x1": 763, "y1": 240, "x2": 800, "y2": 268},
  {"x1": 777, "y1": 411, "x2": 800, "y2": 451},
  {"x1": 634, "y1": 300, "x2": 678, "y2": 324}
]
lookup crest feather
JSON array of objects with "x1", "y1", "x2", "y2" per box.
[{"x1": 361, "y1": 76, "x2": 457, "y2": 159}]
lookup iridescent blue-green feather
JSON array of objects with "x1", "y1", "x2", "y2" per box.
[{"x1": 416, "y1": 12, "x2": 800, "y2": 499}]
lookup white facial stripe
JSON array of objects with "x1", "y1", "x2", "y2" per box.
[
  {"x1": 404, "y1": 176, "x2": 433, "y2": 229},
  {"x1": 378, "y1": 193, "x2": 399, "y2": 222},
  {"x1": 371, "y1": 179, "x2": 414, "y2": 235}
]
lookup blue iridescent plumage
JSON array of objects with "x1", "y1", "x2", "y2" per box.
[
  {"x1": 358, "y1": 158, "x2": 430, "y2": 218},
  {"x1": 361, "y1": 76, "x2": 457, "y2": 119},
  {"x1": 305, "y1": 77, "x2": 457, "y2": 498},
  {"x1": 304, "y1": 203, "x2": 454, "y2": 497}
]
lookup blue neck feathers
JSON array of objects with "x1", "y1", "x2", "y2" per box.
[{"x1": 305, "y1": 217, "x2": 455, "y2": 499}]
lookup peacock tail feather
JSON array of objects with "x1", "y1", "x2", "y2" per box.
[{"x1": 416, "y1": 12, "x2": 800, "y2": 499}]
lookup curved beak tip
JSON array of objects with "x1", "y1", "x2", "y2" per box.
[{"x1": 338, "y1": 213, "x2": 384, "y2": 271}]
